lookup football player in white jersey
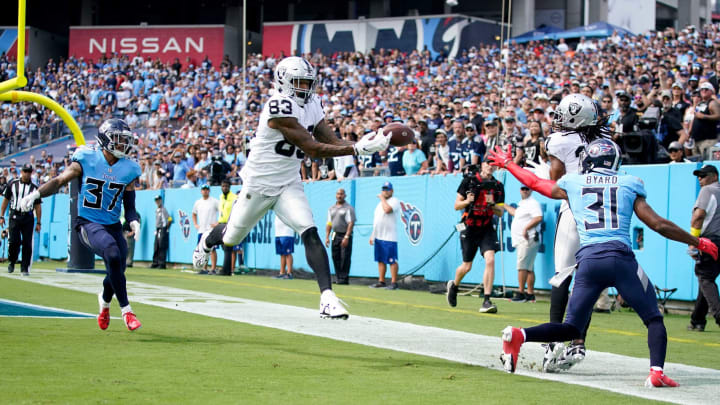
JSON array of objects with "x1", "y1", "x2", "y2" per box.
[
  {"x1": 542, "y1": 94, "x2": 612, "y2": 371},
  {"x1": 192, "y1": 56, "x2": 390, "y2": 319}
]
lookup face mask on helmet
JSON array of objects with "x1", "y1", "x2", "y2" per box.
[
  {"x1": 97, "y1": 119, "x2": 138, "y2": 159},
  {"x1": 274, "y1": 57, "x2": 317, "y2": 106}
]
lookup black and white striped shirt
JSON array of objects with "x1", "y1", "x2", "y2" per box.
[{"x1": 3, "y1": 179, "x2": 40, "y2": 213}]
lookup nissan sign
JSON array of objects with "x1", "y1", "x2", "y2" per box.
[{"x1": 69, "y1": 25, "x2": 225, "y2": 67}]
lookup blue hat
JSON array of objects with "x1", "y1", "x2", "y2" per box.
[
  {"x1": 201, "y1": 184, "x2": 210, "y2": 190},
  {"x1": 689, "y1": 75, "x2": 699, "y2": 82},
  {"x1": 381, "y1": 181, "x2": 393, "y2": 190}
]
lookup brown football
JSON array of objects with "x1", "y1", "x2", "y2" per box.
[{"x1": 383, "y1": 122, "x2": 415, "y2": 147}]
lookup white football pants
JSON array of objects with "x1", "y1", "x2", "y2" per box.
[{"x1": 222, "y1": 182, "x2": 315, "y2": 246}]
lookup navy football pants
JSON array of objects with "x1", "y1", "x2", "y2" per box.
[{"x1": 78, "y1": 220, "x2": 130, "y2": 307}]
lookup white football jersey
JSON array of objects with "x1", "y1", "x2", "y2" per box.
[
  {"x1": 545, "y1": 130, "x2": 585, "y2": 212},
  {"x1": 241, "y1": 93, "x2": 324, "y2": 195}
]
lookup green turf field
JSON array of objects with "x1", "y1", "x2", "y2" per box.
[{"x1": 1, "y1": 261, "x2": 717, "y2": 404}]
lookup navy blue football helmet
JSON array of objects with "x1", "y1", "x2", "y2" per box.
[
  {"x1": 580, "y1": 138, "x2": 622, "y2": 175},
  {"x1": 96, "y1": 118, "x2": 137, "y2": 159}
]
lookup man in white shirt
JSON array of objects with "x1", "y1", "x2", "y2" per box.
[
  {"x1": 504, "y1": 186, "x2": 543, "y2": 302},
  {"x1": 369, "y1": 181, "x2": 401, "y2": 290},
  {"x1": 192, "y1": 184, "x2": 219, "y2": 273}
]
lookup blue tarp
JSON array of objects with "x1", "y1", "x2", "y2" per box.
[
  {"x1": 553, "y1": 21, "x2": 635, "y2": 40},
  {"x1": 511, "y1": 24, "x2": 563, "y2": 44}
]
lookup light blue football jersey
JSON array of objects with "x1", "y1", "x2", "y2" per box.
[
  {"x1": 72, "y1": 146, "x2": 141, "y2": 225},
  {"x1": 557, "y1": 172, "x2": 646, "y2": 248}
]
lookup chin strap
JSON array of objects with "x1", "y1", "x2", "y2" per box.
[{"x1": 504, "y1": 162, "x2": 556, "y2": 198}]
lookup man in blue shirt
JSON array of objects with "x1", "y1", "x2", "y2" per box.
[
  {"x1": 18, "y1": 119, "x2": 144, "y2": 332},
  {"x1": 489, "y1": 139, "x2": 718, "y2": 388}
]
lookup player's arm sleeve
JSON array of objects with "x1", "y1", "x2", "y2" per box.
[{"x1": 123, "y1": 188, "x2": 139, "y2": 223}]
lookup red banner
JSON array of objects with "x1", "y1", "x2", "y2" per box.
[{"x1": 69, "y1": 26, "x2": 225, "y2": 67}]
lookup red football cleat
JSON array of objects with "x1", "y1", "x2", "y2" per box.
[
  {"x1": 123, "y1": 312, "x2": 142, "y2": 331},
  {"x1": 645, "y1": 368, "x2": 679, "y2": 388},
  {"x1": 500, "y1": 326, "x2": 525, "y2": 373},
  {"x1": 97, "y1": 308, "x2": 110, "y2": 330}
]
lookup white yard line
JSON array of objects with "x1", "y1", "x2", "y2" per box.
[{"x1": 4, "y1": 270, "x2": 719, "y2": 405}]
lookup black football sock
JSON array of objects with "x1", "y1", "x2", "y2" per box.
[
  {"x1": 646, "y1": 317, "x2": 667, "y2": 369},
  {"x1": 524, "y1": 322, "x2": 581, "y2": 343},
  {"x1": 301, "y1": 227, "x2": 332, "y2": 292},
  {"x1": 204, "y1": 223, "x2": 227, "y2": 250}
]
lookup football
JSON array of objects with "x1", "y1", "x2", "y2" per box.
[{"x1": 383, "y1": 122, "x2": 415, "y2": 147}]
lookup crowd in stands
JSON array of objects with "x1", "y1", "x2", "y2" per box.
[{"x1": 1, "y1": 22, "x2": 720, "y2": 193}]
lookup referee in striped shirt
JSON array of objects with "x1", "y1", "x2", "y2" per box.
[{"x1": 0, "y1": 163, "x2": 41, "y2": 275}]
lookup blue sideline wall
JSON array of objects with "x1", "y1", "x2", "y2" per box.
[{"x1": 36, "y1": 161, "x2": 716, "y2": 301}]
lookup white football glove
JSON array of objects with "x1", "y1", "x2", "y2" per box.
[
  {"x1": 353, "y1": 127, "x2": 390, "y2": 155},
  {"x1": 130, "y1": 220, "x2": 141, "y2": 241},
  {"x1": 18, "y1": 190, "x2": 40, "y2": 212}
]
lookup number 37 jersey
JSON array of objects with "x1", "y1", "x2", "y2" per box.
[
  {"x1": 557, "y1": 172, "x2": 646, "y2": 248},
  {"x1": 73, "y1": 146, "x2": 141, "y2": 225},
  {"x1": 241, "y1": 93, "x2": 324, "y2": 194}
]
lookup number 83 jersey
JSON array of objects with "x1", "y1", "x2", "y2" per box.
[
  {"x1": 73, "y1": 146, "x2": 142, "y2": 225},
  {"x1": 240, "y1": 92, "x2": 324, "y2": 194},
  {"x1": 557, "y1": 172, "x2": 646, "y2": 248}
]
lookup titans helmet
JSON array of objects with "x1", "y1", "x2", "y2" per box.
[
  {"x1": 580, "y1": 138, "x2": 622, "y2": 175},
  {"x1": 96, "y1": 118, "x2": 137, "y2": 159},
  {"x1": 273, "y1": 56, "x2": 317, "y2": 106}
]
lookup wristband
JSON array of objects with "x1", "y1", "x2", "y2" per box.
[{"x1": 691, "y1": 227, "x2": 701, "y2": 237}]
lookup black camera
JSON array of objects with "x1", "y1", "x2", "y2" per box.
[{"x1": 462, "y1": 164, "x2": 485, "y2": 210}]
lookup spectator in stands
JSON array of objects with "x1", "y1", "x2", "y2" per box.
[
  {"x1": 689, "y1": 82, "x2": 720, "y2": 159},
  {"x1": 668, "y1": 141, "x2": 690, "y2": 163},
  {"x1": 402, "y1": 139, "x2": 428, "y2": 175}
]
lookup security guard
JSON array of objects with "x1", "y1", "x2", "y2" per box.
[
  {"x1": 218, "y1": 179, "x2": 237, "y2": 276},
  {"x1": 0, "y1": 163, "x2": 41, "y2": 275},
  {"x1": 151, "y1": 195, "x2": 172, "y2": 268}
]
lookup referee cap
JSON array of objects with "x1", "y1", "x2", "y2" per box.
[{"x1": 21, "y1": 163, "x2": 33, "y2": 172}]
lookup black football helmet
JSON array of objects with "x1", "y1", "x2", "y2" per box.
[
  {"x1": 580, "y1": 138, "x2": 622, "y2": 175},
  {"x1": 96, "y1": 118, "x2": 137, "y2": 159}
]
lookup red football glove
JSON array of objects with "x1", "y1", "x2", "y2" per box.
[
  {"x1": 487, "y1": 145, "x2": 513, "y2": 168},
  {"x1": 697, "y1": 237, "x2": 718, "y2": 261}
]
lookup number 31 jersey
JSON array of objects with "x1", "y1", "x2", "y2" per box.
[
  {"x1": 241, "y1": 92, "x2": 324, "y2": 194},
  {"x1": 72, "y1": 146, "x2": 141, "y2": 225},
  {"x1": 557, "y1": 172, "x2": 646, "y2": 248}
]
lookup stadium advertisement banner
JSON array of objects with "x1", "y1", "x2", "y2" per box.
[
  {"x1": 263, "y1": 15, "x2": 502, "y2": 59},
  {"x1": 68, "y1": 25, "x2": 225, "y2": 66}
]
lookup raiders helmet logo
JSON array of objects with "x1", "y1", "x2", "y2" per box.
[{"x1": 568, "y1": 102, "x2": 582, "y2": 116}]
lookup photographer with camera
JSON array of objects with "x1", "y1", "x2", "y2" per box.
[
  {"x1": 204, "y1": 149, "x2": 232, "y2": 186},
  {"x1": 446, "y1": 161, "x2": 504, "y2": 313}
]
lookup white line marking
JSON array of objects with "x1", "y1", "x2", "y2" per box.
[{"x1": 4, "y1": 270, "x2": 719, "y2": 404}]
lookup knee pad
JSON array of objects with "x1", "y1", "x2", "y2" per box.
[
  {"x1": 105, "y1": 247, "x2": 123, "y2": 267},
  {"x1": 644, "y1": 315, "x2": 665, "y2": 328}
]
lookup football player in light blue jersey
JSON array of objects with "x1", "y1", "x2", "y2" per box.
[
  {"x1": 19, "y1": 118, "x2": 143, "y2": 332},
  {"x1": 488, "y1": 139, "x2": 718, "y2": 387}
]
